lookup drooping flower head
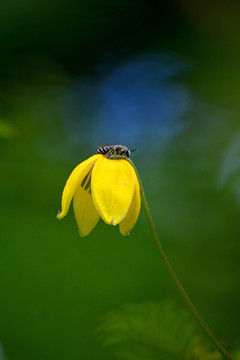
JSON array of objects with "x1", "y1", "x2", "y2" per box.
[{"x1": 57, "y1": 145, "x2": 141, "y2": 237}]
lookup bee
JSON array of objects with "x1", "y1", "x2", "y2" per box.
[{"x1": 96, "y1": 144, "x2": 136, "y2": 159}]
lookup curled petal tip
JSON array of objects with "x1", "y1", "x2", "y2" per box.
[
  {"x1": 57, "y1": 211, "x2": 63, "y2": 220},
  {"x1": 78, "y1": 229, "x2": 88, "y2": 238},
  {"x1": 119, "y1": 228, "x2": 131, "y2": 236}
]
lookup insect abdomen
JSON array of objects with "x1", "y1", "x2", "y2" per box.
[{"x1": 96, "y1": 146, "x2": 113, "y2": 155}]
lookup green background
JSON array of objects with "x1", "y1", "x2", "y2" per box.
[{"x1": 0, "y1": 1, "x2": 240, "y2": 359}]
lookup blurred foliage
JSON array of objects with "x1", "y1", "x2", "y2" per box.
[
  {"x1": 97, "y1": 300, "x2": 221, "y2": 360},
  {"x1": 232, "y1": 349, "x2": 240, "y2": 360},
  {"x1": 0, "y1": 0, "x2": 240, "y2": 359},
  {"x1": 0, "y1": 120, "x2": 17, "y2": 139}
]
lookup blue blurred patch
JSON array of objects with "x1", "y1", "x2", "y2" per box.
[{"x1": 63, "y1": 53, "x2": 191, "y2": 151}]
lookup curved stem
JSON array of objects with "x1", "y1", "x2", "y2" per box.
[{"x1": 128, "y1": 159, "x2": 232, "y2": 360}]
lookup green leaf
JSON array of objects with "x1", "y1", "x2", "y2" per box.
[{"x1": 96, "y1": 300, "x2": 222, "y2": 360}]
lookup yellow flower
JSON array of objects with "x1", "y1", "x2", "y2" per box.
[{"x1": 57, "y1": 146, "x2": 141, "y2": 237}]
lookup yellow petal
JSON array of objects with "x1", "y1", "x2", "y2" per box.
[
  {"x1": 57, "y1": 154, "x2": 101, "y2": 219},
  {"x1": 119, "y1": 172, "x2": 141, "y2": 236},
  {"x1": 91, "y1": 157, "x2": 135, "y2": 225},
  {"x1": 73, "y1": 179, "x2": 100, "y2": 238}
]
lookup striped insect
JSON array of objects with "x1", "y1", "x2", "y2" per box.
[{"x1": 96, "y1": 145, "x2": 135, "y2": 159}]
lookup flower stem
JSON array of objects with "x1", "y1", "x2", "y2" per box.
[{"x1": 128, "y1": 159, "x2": 232, "y2": 360}]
